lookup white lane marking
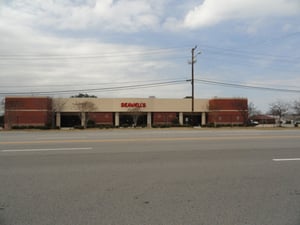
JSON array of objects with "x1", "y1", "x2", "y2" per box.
[
  {"x1": 1, "y1": 147, "x2": 93, "y2": 152},
  {"x1": 273, "y1": 158, "x2": 300, "y2": 162}
]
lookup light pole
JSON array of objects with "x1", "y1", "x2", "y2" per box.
[{"x1": 189, "y1": 46, "x2": 201, "y2": 121}]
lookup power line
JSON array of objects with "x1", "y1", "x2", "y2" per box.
[
  {"x1": 0, "y1": 43, "x2": 298, "y2": 72},
  {"x1": 0, "y1": 78, "x2": 185, "y2": 88},
  {"x1": 2, "y1": 77, "x2": 300, "y2": 97},
  {"x1": 240, "y1": 31, "x2": 300, "y2": 49},
  {"x1": 0, "y1": 79, "x2": 187, "y2": 96},
  {"x1": 0, "y1": 46, "x2": 189, "y2": 60},
  {"x1": 200, "y1": 45, "x2": 299, "y2": 63},
  {"x1": 197, "y1": 45, "x2": 297, "y2": 63},
  {"x1": 0, "y1": 55, "x2": 189, "y2": 66},
  {"x1": 199, "y1": 76, "x2": 300, "y2": 90},
  {"x1": 195, "y1": 79, "x2": 300, "y2": 93}
]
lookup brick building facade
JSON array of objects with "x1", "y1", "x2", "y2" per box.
[
  {"x1": 208, "y1": 98, "x2": 248, "y2": 126},
  {"x1": 4, "y1": 97, "x2": 248, "y2": 128},
  {"x1": 4, "y1": 97, "x2": 52, "y2": 129}
]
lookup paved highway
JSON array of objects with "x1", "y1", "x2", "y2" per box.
[{"x1": 0, "y1": 129, "x2": 300, "y2": 225}]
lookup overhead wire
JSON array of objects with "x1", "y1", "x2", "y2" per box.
[
  {"x1": 0, "y1": 46, "x2": 190, "y2": 60},
  {"x1": 0, "y1": 79, "x2": 187, "y2": 96},
  {"x1": 0, "y1": 44, "x2": 299, "y2": 96},
  {"x1": 200, "y1": 44, "x2": 299, "y2": 63},
  {"x1": 2, "y1": 77, "x2": 300, "y2": 96},
  {"x1": 0, "y1": 78, "x2": 186, "y2": 88},
  {"x1": 195, "y1": 79, "x2": 300, "y2": 94},
  {"x1": 0, "y1": 44, "x2": 298, "y2": 73}
]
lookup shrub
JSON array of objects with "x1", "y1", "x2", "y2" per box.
[
  {"x1": 74, "y1": 125, "x2": 84, "y2": 129},
  {"x1": 87, "y1": 120, "x2": 96, "y2": 128},
  {"x1": 11, "y1": 125, "x2": 50, "y2": 130}
]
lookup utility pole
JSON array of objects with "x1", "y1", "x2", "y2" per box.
[{"x1": 191, "y1": 46, "x2": 197, "y2": 113}]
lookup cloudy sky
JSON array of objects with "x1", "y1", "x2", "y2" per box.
[{"x1": 0, "y1": 0, "x2": 300, "y2": 112}]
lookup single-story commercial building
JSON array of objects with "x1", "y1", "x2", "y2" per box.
[
  {"x1": 249, "y1": 115, "x2": 276, "y2": 125},
  {"x1": 4, "y1": 96, "x2": 248, "y2": 129}
]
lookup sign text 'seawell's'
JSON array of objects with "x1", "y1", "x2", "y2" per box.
[{"x1": 121, "y1": 102, "x2": 147, "y2": 108}]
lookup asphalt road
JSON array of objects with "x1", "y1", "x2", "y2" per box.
[{"x1": 0, "y1": 128, "x2": 300, "y2": 225}]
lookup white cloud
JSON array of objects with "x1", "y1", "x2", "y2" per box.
[
  {"x1": 1, "y1": 0, "x2": 166, "y2": 32},
  {"x1": 0, "y1": 16, "x2": 186, "y2": 97},
  {"x1": 183, "y1": 0, "x2": 300, "y2": 29},
  {"x1": 0, "y1": 0, "x2": 192, "y2": 99},
  {"x1": 0, "y1": 0, "x2": 299, "y2": 108},
  {"x1": 92, "y1": 0, "x2": 162, "y2": 32}
]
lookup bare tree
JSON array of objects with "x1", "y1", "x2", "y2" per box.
[
  {"x1": 248, "y1": 102, "x2": 261, "y2": 117},
  {"x1": 293, "y1": 99, "x2": 300, "y2": 116},
  {"x1": 268, "y1": 100, "x2": 290, "y2": 126},
  {"x1": 52, "y1": 99, "x2": 67, "y2": 128},
  {"x1": 52, "y1": 99, "x2": 67, "y2": 112},
  {"x1": 74, "y1": 101, "x2": 96, "y2": 128},
  {"x1": 128, "y1": 107, "x2": 142, "y2": 127}
]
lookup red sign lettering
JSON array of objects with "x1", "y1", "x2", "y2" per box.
[{"x1": 121, "y1": 102, "x2": 146, "y2": 108}]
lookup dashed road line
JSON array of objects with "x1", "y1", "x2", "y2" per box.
[
  {"x1": 273, "y1": 158, "x2": 300, "y2": 162},
  {"x1": 1, "y1": 147, "x2": 93, "y2": 153}
]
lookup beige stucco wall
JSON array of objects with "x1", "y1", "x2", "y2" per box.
[{"x1": 53, "y1": 98, "x2": 209, "y2": 113}]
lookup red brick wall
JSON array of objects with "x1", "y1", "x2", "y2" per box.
[
  {"x1": 5, "y1": 97, "x2": 52, "y2": 110},
  {"x1": 208, "y1": 99, "x2": 248, "y2": 125},
  {"x1": 88, "y1": 112, "x2": 113, "y2": 125},
  {"x1": 209, "y1": 98, "x2": 247, "y2": 111},
  {"x1": 5, "y1": 111, "x2": 51, "y2": 126},
  {"x1": 153, "y1": 112, "x2": 177, "y2": 125},
  {"x1": 208, "y1": 111, "x2": 247, "y2": 124},
  {"x1": 5, "y1": 97, "x2": 52, "y2": 128}
]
